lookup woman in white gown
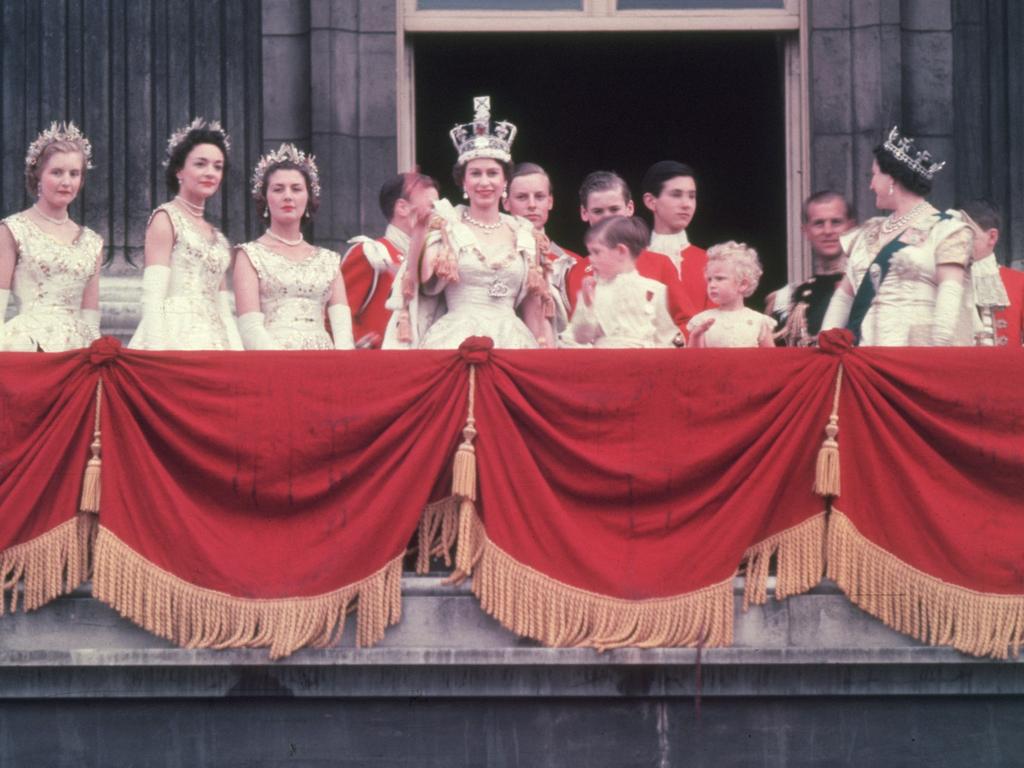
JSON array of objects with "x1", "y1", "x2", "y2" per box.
[
  {"x1": 233, "y1": 144, "x2": 353, "y2": 350},
  {"x1": 0, "y1": 122, "x2": 102, "y2": 352},
  {"x1": 821, "y1": 126, "x2": 974, "y2": 346},
  {"x1": 129, "y1": 118, "x2": 243, "y2": 350},
  {"x1": 384, "y1": 96, "x2": 554, "y2": 350}
]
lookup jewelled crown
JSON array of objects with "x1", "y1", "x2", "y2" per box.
[
  {"x1": 882, "y1": 125, "x2": 946, "y2": 181},
  {"x1": 251, "y1": 143, "x2": 321, "y2": 199},
  {"x1": 163, "y1": 117, "x2": 231, "y2": 167},
  {"x1": 449, "y1": 96, "x2": 517, "y2": 165},
  {"x1": 25, "y1": 121, "x2": 94, "y2": 170}
]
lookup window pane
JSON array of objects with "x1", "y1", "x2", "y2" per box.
[
  {"x1": 618, "y1": 0, "x2": 783, "y2": 8},
  {"x1": 418, "y1": 0, "x2": 581, "y2": 9}
]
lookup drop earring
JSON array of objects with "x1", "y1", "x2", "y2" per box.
[
  {"x1": 502, "y1": 185, "x2": 508, "y2": 201},
  {"x1": 888, "y1": 183, "x2": 894, "y2": 196},
  {"x1": 462, "y1": 189, "x2": 469, "y2": 200}
]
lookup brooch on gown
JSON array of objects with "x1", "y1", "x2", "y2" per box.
[{"x1": 488, "y1": 278, "x2": 511, "y2": 298}]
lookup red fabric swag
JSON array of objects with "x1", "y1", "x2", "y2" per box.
[{"x1": 471, "y1": 348, "x2": 837, "y2": 599}]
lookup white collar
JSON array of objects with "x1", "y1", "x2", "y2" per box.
[
  {"x1": 384, "y1": 224, "x2": 410, "y2": 255},
  {"x1": 649, "y1": 229, "x2": 690, "y2": 256},
  {"x1": 972, "y1": 253, "x2": 1010, "y2": 309}
]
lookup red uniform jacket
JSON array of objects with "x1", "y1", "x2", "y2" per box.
[
  {"x1": 341, "y1": 237, "x2": 403, "y2": 348},
  {"x1": 565, "y1": 249, "x2": 691, "y2": 331},
  {"x1": 996, "y1": 266, "x2": 1024, "y2": 346},
  {"x1": 676, "y1": 244, "x2": 712, "y2": 320}
]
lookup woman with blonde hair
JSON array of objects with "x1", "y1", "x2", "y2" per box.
[{"x1": 0, "y1": 122, "x2": 103, "y2": 351}]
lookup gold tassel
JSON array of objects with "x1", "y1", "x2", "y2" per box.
[
  {"x1": 451, "y1": 367, "x2": 478, "y2": 501},
  {"x1": 92, "y1": 526, "x2": 404, "y2": 659},
  {"x1": 79, "y1": 379, "x2": 104, "y2": 514},
  {"x1": 814, "y1": 364, "x2": 843, "y2": 497},
  {"x1": 827, "y1": 509, "x2": 1024, "y2": 660}
]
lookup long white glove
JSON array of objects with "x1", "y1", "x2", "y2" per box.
[
  {"x1": 820, "y1": 288, "x2": 854, "y2": 332},
  {"x1": 0, "y1": 288, "x2": 10, "y2": 333},
  {"x1": 327, "y1": 304, "x2": 355, "y2": 350},
  {"x1": 138, "y1": 265, "x2": 171, "y2": 349},
  {"x1": 218, "y1": 290, "x2": 245, "y2": 350},
  {"x1": 237, "y1": 311, "x2": 277, "y2": 350},
  {"x1": 81, "y1": 308, "x2": 101, "y2": 338},
  {"x1": 931, "y1": 278, "x2": 965, "y2": 346}
]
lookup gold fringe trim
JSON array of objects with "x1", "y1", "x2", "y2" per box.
[
  {"x1": 0, "y1": 514, "x2": 96, "y2": 615},
  {"x1": 416, "y1": 496, "x2": 459, "y2": 573},
  {"x1": 740, "y1": 512, "x2": 827, "y2": 610},
  {"x1": 814, "y1": 363, "x2": 843, "y2": 497},
  {"x1": 92, "y1": 526, "x2": 403, "y2": 659},
  {"x1": 456, "y1": 506, "x2": 734, "y2": 650},
  {"x1": 79, "y1": 379, "x2": 103, "y2": 514},
  {"x1": 827, "y1": 509, "x2": 1024, "y2": 659}
]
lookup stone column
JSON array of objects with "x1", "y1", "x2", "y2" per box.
[{"x1": 809, "y1": 0, "x2": 956, "y2": 221}]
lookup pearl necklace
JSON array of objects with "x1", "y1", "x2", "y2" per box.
[
  {"x1": 175, "y1": 196, "x2": 206, "y2": 218},
  {"x1": 881, "y1": 202, "x2": 929, "y2": 235},
  {"x1": 33, "y1": 204, "x2": 70, "y2": 226},
  {"x1": 462, "y1": 210, "x2": 503, "y2": 231},
  {"x1": 265, "y1": 229, "x2": 305, "y2": 247}
]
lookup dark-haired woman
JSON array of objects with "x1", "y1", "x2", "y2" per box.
[
  {"x1": 821, "y1": 126, "x2": 974, "y2": 346},
  {"x1": 129, "y1": 118, "x2": 242, "y2": 350},
  {"x1": 233, "y1": 144, "x2": 353, "y2": 350},
  {"x1": 384, "y1": 96, "x2": 553, "y2": 349}
]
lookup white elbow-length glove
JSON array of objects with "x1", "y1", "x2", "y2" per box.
[
  {"x1": 218, "y1": 290, "x2": 245, "y2": 350},
  {"x1": 820, "y1": 288, "x2": 854, "y2": 332},
  {"x1": 931, "y1": 279, "x2": 965, "y2": 346},
  {"x1": 237, "y1": 311, "x2": 277, "y2": 350},
  {"x1": 138, "y1": 265, "x2": 171, "y2": 349},
  {"x1": 81, "y1": 308, "x2": 101, "y2": 338},
  {"x1": 327, "y1": 304, "x2": 355, "y2": 350},
  {"x1": 0, "y1": 288, "x2": 10, "y2": 334}
]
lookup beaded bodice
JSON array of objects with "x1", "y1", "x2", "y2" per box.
[
  {"x1": 157, "y1": 203, "x2": 231, "y2": 304},
  {"x1": 240, "y1": 241, "x2": 340, "y2": 327},
  {"x1": 3, "y1": 212, "x2": 101, "y2": 313}
]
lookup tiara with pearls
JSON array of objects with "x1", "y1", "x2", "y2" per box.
[
  {"x1": 25, "y1": 121, "x2": 94, "y2": 171},
  {"x1": 163, "y1": 117, "x2": 231, "y2": 167},
  {"x1": 449, "y1": 96, "x2": 517, "y2": 165},
  {"x1": 881, "y1": 125, "x2": 945, "y2": 181},
  {"x1": 250, "y1": 143, "x2": 321, "y2": 198}
]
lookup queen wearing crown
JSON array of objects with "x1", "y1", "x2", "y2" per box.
[
  {"x1": 821, "y1": 126, "x2": 974, "y2": 346},
  {"x1": 0, "y1": 122, "x2": 103, "y2": 352},
  {"x1": 128, "y1": 118, "x2": 243, "y2": 351},
  {"x1": 383, "y1": 97, "x2": 554, "y2": 349},
  {"x1": 232, "y1": 144, "x2": 353, "y2": 350}
]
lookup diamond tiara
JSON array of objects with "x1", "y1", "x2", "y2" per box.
[
  {"x1": 163, "y1": 117, "x2": 231, "y2": 167},
  {"x1": 882, "y1": 125, "x2": 946, "y2": 181},
  {"x1": 449, "y1": 96, "x2": 517, "y2": 165},
  {"x1": 25, "y1": 121, "x2": 94, "y2": 171},
  {"x1": 250, "y1": 143, "x2": 321, "y2": 199}
]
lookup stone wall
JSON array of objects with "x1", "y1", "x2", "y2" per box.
[
  {"x1": 261, "y1": 0, "x2": 398, "y2": 249},
  {"x1": 809, "y1": 0, "x2": 956, "y2": 221}
]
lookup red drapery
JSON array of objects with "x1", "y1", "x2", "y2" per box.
[
  {"x1": 0, "y1": 349, "x2": 95, "y2": 613},
  {"x1": 1, "y1": 336, "x2": 1022, "y2": 659},
  {"x1": 826, "y1": 342, "x2": 1024, "y2": 658},
  {"x1": 440, "y1": 342, "x2": 835, "y2": 649}
]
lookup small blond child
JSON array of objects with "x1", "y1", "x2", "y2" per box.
[
  {"x1": 687, "y1": 241, "x2": 775, "y2": 348},
  {"x1": 566, "y1": 216, "x2": 681, "y2": 348}
]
